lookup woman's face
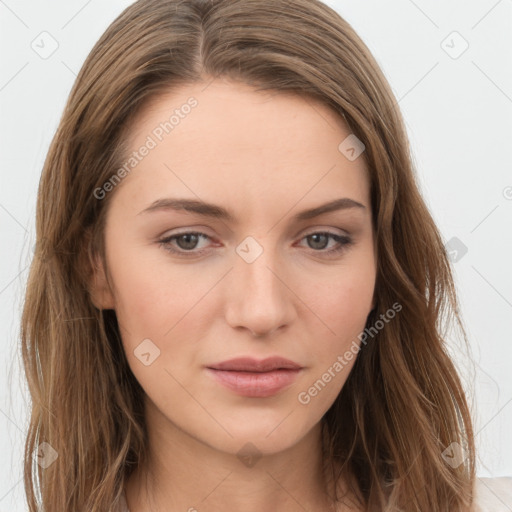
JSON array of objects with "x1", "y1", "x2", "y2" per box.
[{"x1": 92, "y1": 78, "x2": 376, "y2": 456}]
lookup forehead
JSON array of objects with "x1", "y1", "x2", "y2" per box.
[
  {"x1": 127, "y1": 78, "x2": 353, "y2": 153},
  {"x1": 114, "y1": 78, "x2": 371, "y2": 218}
]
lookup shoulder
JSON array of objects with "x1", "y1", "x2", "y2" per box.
[{"x1": 473, "y1": 477, "x2": 512, "y2": 511}]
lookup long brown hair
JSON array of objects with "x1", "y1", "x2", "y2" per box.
[{"x1": 21, "y1": 0, "x2": 476, "y2": 510}]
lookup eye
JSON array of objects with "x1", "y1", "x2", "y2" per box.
[
  {"x1": 297, "y1": 231, "x2": 353, "y2": 256},
  {"x1": 158, "y1": 231, "x2": 213, "y2": 256}
]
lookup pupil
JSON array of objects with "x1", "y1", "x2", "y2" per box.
[
  {"x1": 309, "y1": 234, "x2": 328, "y2": 250},
  {"x1": 178, "y1": 234, "x2": 198, "y2": 250}
]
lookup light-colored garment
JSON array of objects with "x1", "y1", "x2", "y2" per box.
[
  {"x1": 118, "y1": 491, "x2": 130, "y2": 512},
  {"x1": 118, "y1": 477, "x2": 512, "y2": 511}
]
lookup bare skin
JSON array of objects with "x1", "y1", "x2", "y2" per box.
[{"x1": 90, "y1": 77, "x2": 375, "y2": 511}]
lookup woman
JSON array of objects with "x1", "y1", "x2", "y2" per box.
[{"x1": 21, "y1": 0, "x2": 499, "y2": 510}]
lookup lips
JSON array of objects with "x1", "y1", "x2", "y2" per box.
[
  {"x1": 206, "y1": 357, "x2": 303, "y2": 398},
  {"x1": 208, "y1": 357, "x2": 302, "y2": 372}
]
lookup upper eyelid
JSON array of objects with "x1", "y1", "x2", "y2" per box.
[{"x1": 160, "y1": 223, "x2": 350, "y2": 236}]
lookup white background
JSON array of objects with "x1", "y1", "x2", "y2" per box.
[{"x1": 1, "y1": 0, "x2": 511, "y2": 509}]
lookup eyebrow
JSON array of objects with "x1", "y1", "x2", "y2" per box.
[{"x1": 137, "y1": 197, "x2": 366, "y2": 222}]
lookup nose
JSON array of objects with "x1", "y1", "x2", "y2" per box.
[{"x1": 224, "y1": 245, "x2": 295, "y2": 338}]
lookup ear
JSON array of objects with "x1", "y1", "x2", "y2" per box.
[
  {"x1": 84, "y1": 228, "x2": 115, "y2": 310},
  {"x1": 89, "y1": 253, "x2": 116, "y2": 310}
]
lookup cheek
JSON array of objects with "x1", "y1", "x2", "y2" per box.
[
  {"x1": 297, "y1": 262, "x2": 375, "y2": 389},
  {"x1": 107, "y1": 258, "x2": 204, "y2": 398},
  {"x1": 305, "y1": 264, "x2": 375, "y2": 336},
  {"x1": 107, "y1": 245, "x2": 207, "y2": 336}
]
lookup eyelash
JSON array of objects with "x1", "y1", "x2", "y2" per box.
[{"x1": 158, "y1": 230, "x2": 353, "y2": 258}]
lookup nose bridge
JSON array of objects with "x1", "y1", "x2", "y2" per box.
[{"x1": 225, "y1": 236, "x2": 293, "y2": 336}]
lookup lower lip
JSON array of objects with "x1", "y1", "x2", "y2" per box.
[{"x1": 206, "y1": 368, "x2": 302, "y2": 397}]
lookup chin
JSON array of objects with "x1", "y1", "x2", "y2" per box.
[{"x1": 197, "y1": 415, "x2": 320, "y2": 458}]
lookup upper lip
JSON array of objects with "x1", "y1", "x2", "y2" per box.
[{"x1": 207, "y1": 357, "x2": 302, "y2": 372}]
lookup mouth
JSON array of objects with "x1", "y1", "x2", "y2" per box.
[{"x1": 206, "y1": 357, "x2": 303, "y2": 398}]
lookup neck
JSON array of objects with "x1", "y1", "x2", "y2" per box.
[{"x1": 124, "y1": 399, "x2": 352, "y2": 512}]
